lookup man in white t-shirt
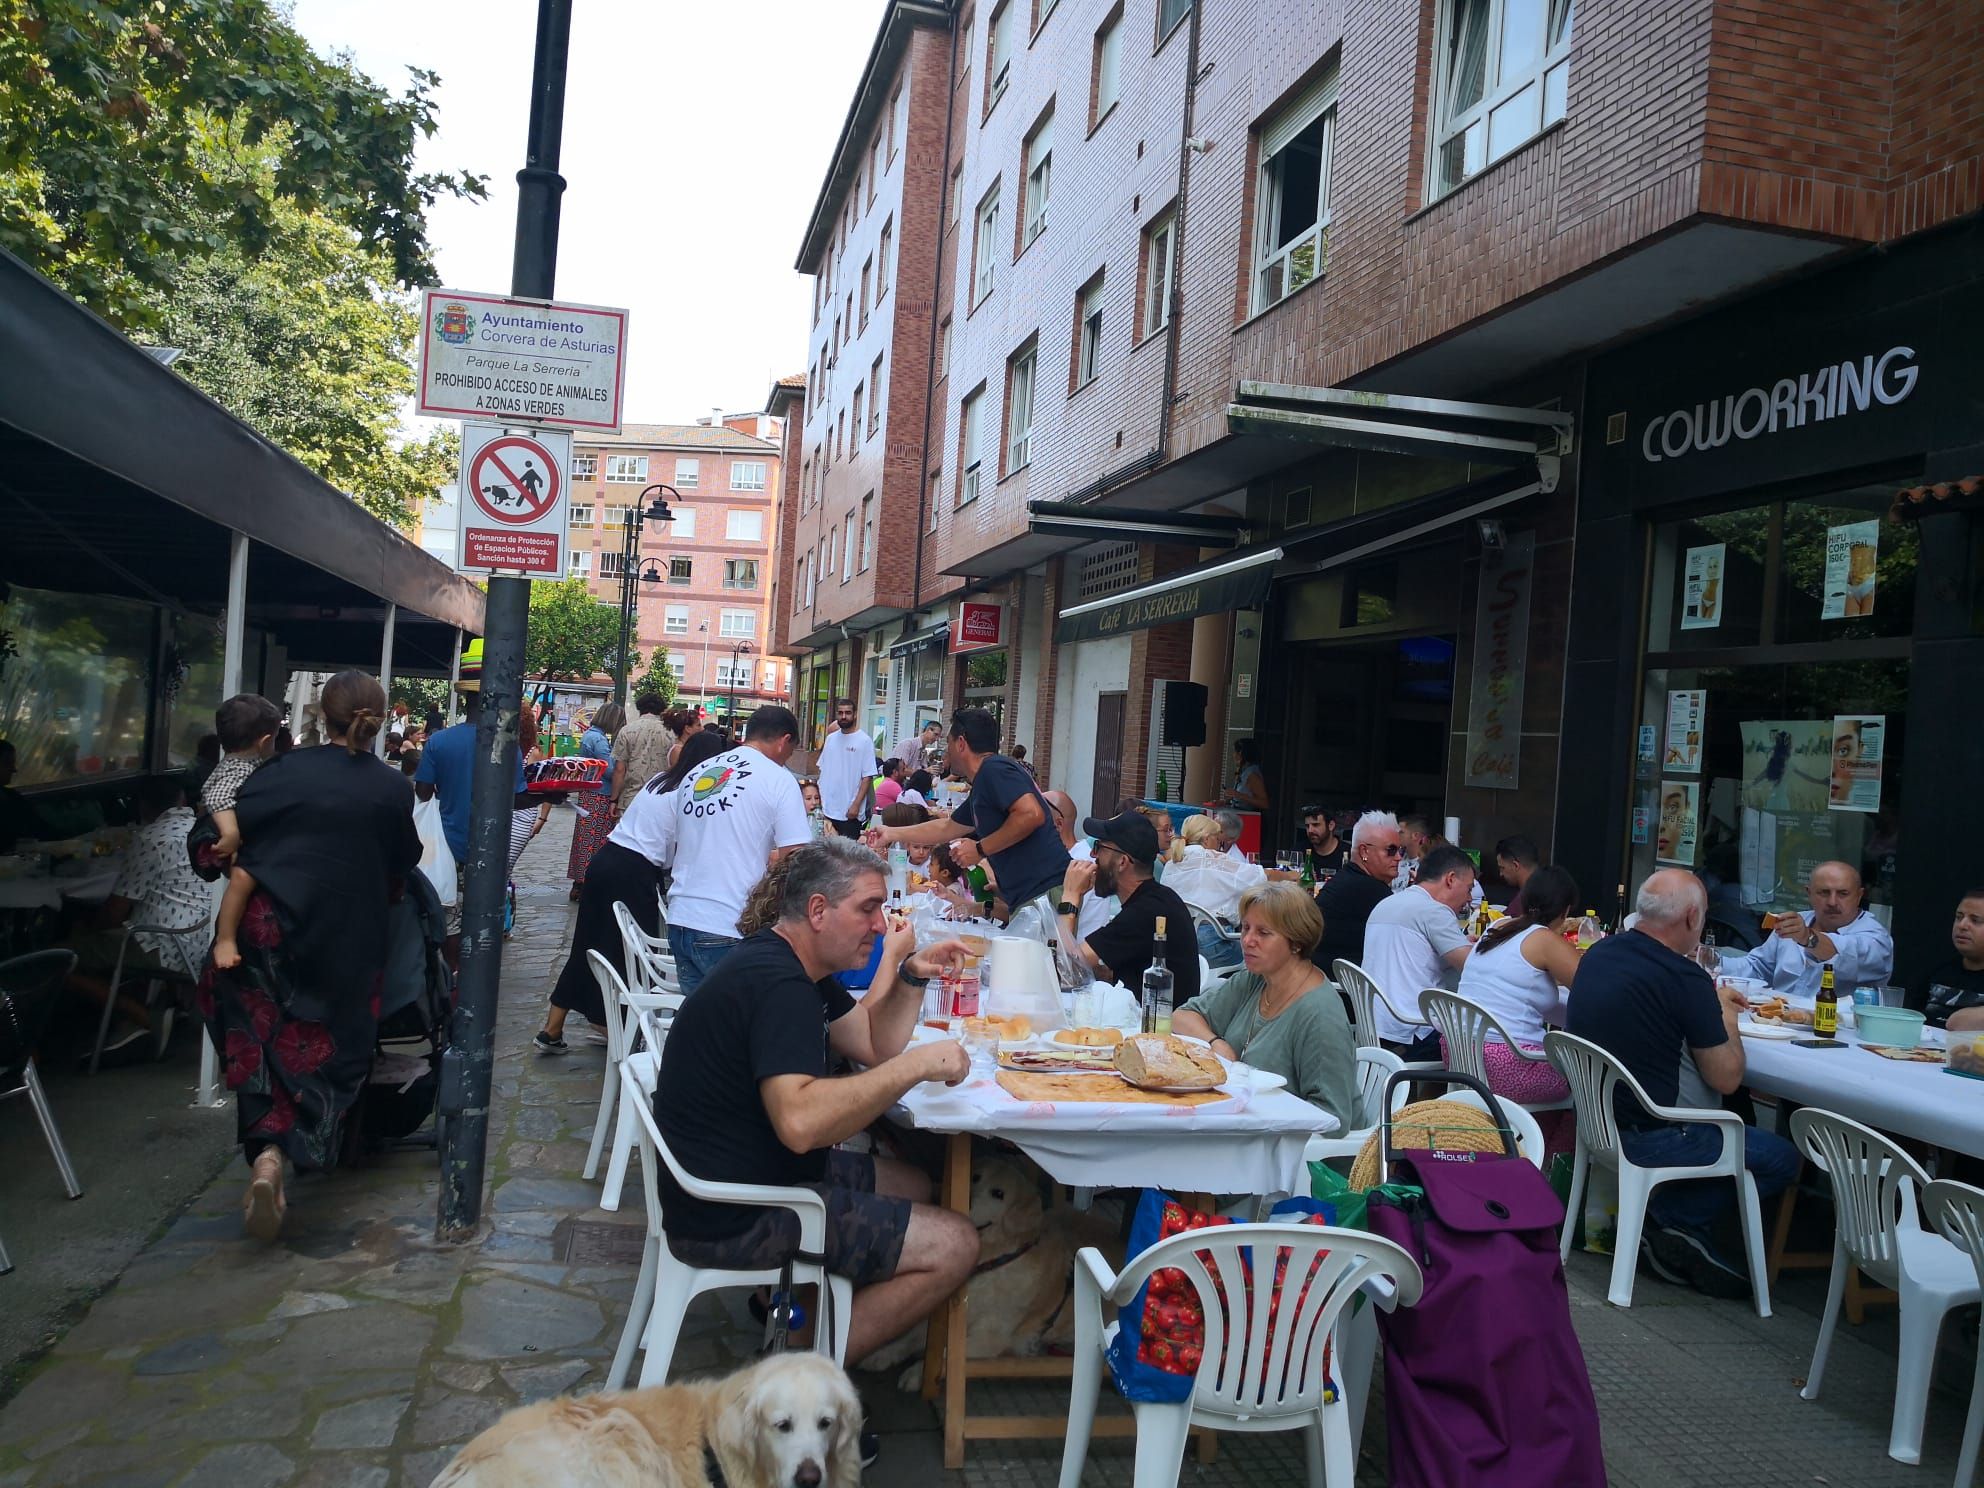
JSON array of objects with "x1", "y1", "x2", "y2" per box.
[
  {"x1": 816, "y1": 697, "x2": 878, "y2": 839},
  {"x1": 648, "y1": 705, "x2": 813, "y2": 994},
  {"x1": 1364, "y1": 843, "x2": 1477, "y2": 1054}
]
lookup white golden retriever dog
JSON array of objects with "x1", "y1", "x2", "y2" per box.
[{"x1": 430, "y1": 1352, "x2": 862, "y2": 1488}]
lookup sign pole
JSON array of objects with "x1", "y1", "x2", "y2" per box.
[{"x1": 439, "y1": 0, "x2": 572, "y2": 1243}]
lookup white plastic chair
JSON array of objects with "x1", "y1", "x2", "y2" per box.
[
  {"x1": 1922, "y1": 1178, "x2": 1984, "y2": 1487},
  {"x1": 1330, "y1": 959, "x2": 1438, "y2": 1059},
  {"x1": 614, "y1": 900, "x2": 679, "y2": 995},
  {"x1": 583, "y1": 952, "x2": 684, "y2": 1213},
  {"x1": 607, "y1": 1078, "x2": 852, "y2": 1389},
  {"x1": 1543, "y1": 1030, "x2": 1771, "y2": 1316},
  {"x1": 1419, "y1": 988, "x2": 1573, "y2": 1114},
  {"x1": 1791, "y1": 1111, "x2": 1980, "y2": 1466},
  {"x1": 1305, "y1": 1047, "x2": 1405, "y2": 1165},
  {"x1": 1058, "y1": 1222, "x2": 1423, "y2": 1488}
]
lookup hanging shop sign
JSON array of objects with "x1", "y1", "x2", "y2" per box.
[
  {"x1": 417, "y1": 289, "x2": 629, "y2": 432},
  {"x1": 1462, "y1": 531, "x2": 1535, "y2": 790},
  {"x1": 951, "y1": 601, "x2": 1005, "y2": 653}
]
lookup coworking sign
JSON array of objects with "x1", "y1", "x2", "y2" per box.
[{"x1": 455, "y1": 423, "x2": 572, "y2": 578}]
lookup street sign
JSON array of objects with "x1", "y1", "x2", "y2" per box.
[
  {"x1": 455, "y1": 423, "x2": 571, "y2": 578},
  {"x1": 417, "y1": 289, "x2": 629, "y2": 432}
]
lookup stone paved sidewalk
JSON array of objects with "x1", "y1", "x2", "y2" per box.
[{"x1": 0, "y1": 805, "x2": 1975, "y2": 1486}]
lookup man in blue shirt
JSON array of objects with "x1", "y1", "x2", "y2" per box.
[{"x1": 414, "y1": 686, "x2": 525, "y2": 948}]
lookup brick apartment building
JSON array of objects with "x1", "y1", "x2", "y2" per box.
[
  {"x1": 772, "y1": 0, "x2": 1984, "y2": 970},
  {"x1": 569, "y1": 417, "x2": 793, "y2": 718}
]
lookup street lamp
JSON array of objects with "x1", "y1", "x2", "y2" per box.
[
  {"x1": 613, "y1": 484, "x2": 677, "y2": 707},
  {"x1": 727, "y1": 639, "x2": 754, "y2": 726}
]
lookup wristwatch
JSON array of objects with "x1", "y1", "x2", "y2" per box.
[
  {"x1": 897, "y1": 967, "x2": 930, "y2": 989},
  {"x1": 1056, "y1": 901, "x2": 1080, "y2": 916}
]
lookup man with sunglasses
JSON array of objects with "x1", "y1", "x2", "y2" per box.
[
  {"x1": 1311, "y1": 809, "x2": 1406, "y2": 974},
  {"x1": 1058, "y1": 809, "x2": 1200, "y2": 1000}
]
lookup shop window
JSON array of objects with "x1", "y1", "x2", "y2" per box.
[
  {"x1": 1341, "y1": 561, "x2": 1399, "y2": 627},
  {"x1": 1431, "y1": 0, "x2": 1573, "y2": 199}
]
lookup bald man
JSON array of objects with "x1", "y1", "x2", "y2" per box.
[
  {"x1": 1044, "y1": 789, "x2": 1117, "y2": 941},
  {"x1": 1731, "y1": 860, "x2": 1893, "y2": 998}
]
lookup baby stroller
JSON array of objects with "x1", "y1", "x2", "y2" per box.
[{"x1": 356, "y1": 870, "x2": 456, "y2": 1154}]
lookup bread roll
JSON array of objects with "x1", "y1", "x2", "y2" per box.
[{"x1": 1114, "y1": 1034, "x2": 1223, "y2": 1089}]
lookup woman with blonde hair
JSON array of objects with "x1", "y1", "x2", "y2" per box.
[
  {"x1": 1172, "y1": 880, "x2": 1357, "y2": 1130},
  {"x1": 196, "y1": 669, "x2": 421, "y2": 1239}
]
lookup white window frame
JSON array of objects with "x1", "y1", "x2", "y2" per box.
[
  {"x1": 1431, "y1": 0, "x2": 1574, "y2": 199},
  {"x1": 869, "y1": 354, "x2": 884, "y2": 435},
  {"x1": 600, "y1": 551, "x2": 630, "y2": 578},
  {"x1": 1142, "y1": 210, "x2": 1175, "y2": 338},
  {"x1": 1076, "y1": 274, "x2": 1104, "y2": 387},
  {"x1": 572, "y1": 453, "x2": 598, "y2": 480},
  {"x1": 841, "y1": 517, "x2": 857, "y2": 579},
  {"x1": 877, "y1": 219, "x2": 893, "y2": 299},
  {"x1": 726, "y1": 509, "x2": 765, "y2": 543},
  {"x1": 567, "y1": 550, "x2": 592, "y2": 577},
  {"x1": 1093, "y1": 10, "x2": 1122, "y2": 123},
  {"x1": 569, "y1": 502, "x2": 594, "y2": 526},
  {"x1": 972, "y1": 182, "x2": 1002, "y2": 305},
  {"x1": 1251, "y1": 69, "x2": 1339, "y2": 315},
  {"x1": 664, "y1": 605, "x2": 690, "y2": 636},
  {"x1": 718, "y1": 608, "x2": 754, "y2": 639},
  {"x1": 1005, "y1": 346, "x2": 1036, "y2": 474},
  {"x1": 602, "y1": 505, "x2": 628, "y2": 528},
  {"x1": 730, "y1": 461, "x2": 767, "y2": 491},
  {"x1": 1023, "y1": 109, "x2": 1053, "y2": 246},
  {"x1": 859, "y1": 493, "x2": 875, "y2": 571},
  {"x1": 724, "y1": 558, "x2": 759, "y2": 590},
  {"x1": 960, "y1": 389, "x2": 984, "y2": 507},
  {"x1": 674, "y1": 456, "x2": 699, "y2": 487},
  {"x1": 605, "y1": 454, "x2": 647, "y2": 483},
  {"x1": 667, "y1": 556, "x2": 693, "y2": 585},
  {"x1": 669, "y1": 506, "x2": 697, "y2": 539},
  {"x1": 666, "y1": 654, "x2": 688, "y2": 682},
  {"x1": 987, "y1": 0, "x2": 1013, "y2": 107},
  {"x1": 1157, "y1": 0, "x2": 1192, "y2": 39},
  {"x1": 716, "y1": 659, "x2": 752, "y2": 689}
]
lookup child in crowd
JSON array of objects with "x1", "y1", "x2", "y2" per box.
[
  {"x1": 399, "y1": 748, "x2": 422, "y2": 779},
  {"x1": 800, "y1": 778, "x2": 827, "y2": 841},
  {"x1": 205, "y1": 693, "x2": 282, "y2": 969}
]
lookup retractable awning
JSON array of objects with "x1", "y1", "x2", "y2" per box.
[
  {"x1": 1054, "y1": 547, "x2": 1283, "y2": 644},
  {"x1": 887, "y1": 621, "x2": 949, "y2": 659},
  {"x1": 1226, "y1": 382, "x2": 1571, "y2": 466}
]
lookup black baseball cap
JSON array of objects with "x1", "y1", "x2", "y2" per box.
[{"x1": 1082, "y1": 808, "x2": 1159, "y2": 866}]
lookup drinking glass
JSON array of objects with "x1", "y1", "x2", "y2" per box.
[
  {"x1": 959, "y1": 1023, "x2": 998, "y2": 1077},
  {"x1": 1070, "y1": 985, "x2": 1099, "y2": 1028}
]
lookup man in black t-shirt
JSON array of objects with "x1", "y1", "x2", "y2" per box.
[
  {"x1": 1909, "y1": 887, "x2": 1984, "y2": 1029},
  {"x1": 1311, "y1": 810, "x2": 1405, "y2": 972},
  {"x1": 653, "y1": 837, "x2": 979, "y2": 1365},
  {"x1": 873, "y1": 707, "x2": 1070, "y2": 936},
  {"x1": 1566, "y1": 869, "x2": 1798, "y2": 1301},
  {"x1": 1057, "y1": 809, "x2": 1200, "y2": 1001},
  {"x1": 1301, "y1": 804, "x2": 1349, "y2": 880}
]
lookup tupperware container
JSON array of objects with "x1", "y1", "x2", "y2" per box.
[{"x1": 1853, "y1": 1005, "x2": 1925, "y2": 1049}]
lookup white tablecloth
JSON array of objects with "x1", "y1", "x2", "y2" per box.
[
  {"x1": 1741, "y1": 1024, "x2": 1984, "y2": 1158},
  {"x1": 0, "y1": 860, "x2": 122, "y2": 912},
  {"x1": 894, "y1": 1068, "x2": 1335, "y2": 1196}
]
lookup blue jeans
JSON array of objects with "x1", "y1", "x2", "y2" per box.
[
  {"x1": 1618, "y1": 1121, "x2": 1800, "y2": 1239},
  {"x1": 1195, "y1": 921, "x2": 1243, "y2": 969},
  {"x1": 667, "y1": 924, "x2": 740, "y2": 996}
]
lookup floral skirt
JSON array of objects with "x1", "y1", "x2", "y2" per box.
[
  {"x1": 199, "y1": 888, "x2": 379, "y2": 1172},
  {"x1": 566, "y1": 798, "x2": 614, "y2": 882}
]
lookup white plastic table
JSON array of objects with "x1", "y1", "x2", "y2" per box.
[
  {"x1": 893, "y1": 1059, "x2": 1336, "y2": 1466},
  {"x1": 1740, "y1": 1023, "x2": 1984, "y2": 1158}
]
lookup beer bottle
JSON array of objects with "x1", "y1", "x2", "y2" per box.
[{"x1": 1814, "y1": 962, "x2": 1839, "y2": 1037}]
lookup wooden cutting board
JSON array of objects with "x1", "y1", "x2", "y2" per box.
[{"x1": 995, "y1": 1070, "x2": 1228, "y2": 1106}]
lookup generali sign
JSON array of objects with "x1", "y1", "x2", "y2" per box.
[{"x1": 951, "y1": 601, "x2": 1003, "y2": 653}]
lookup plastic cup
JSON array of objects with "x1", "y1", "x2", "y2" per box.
[{"x1": 1878, "y1": 985, "x2": 1907, "y2": 1009}]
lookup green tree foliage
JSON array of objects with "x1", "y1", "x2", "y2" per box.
[
  {"x1": 158, "y1": 193, "x2": 458, "y2": 528},
  {"x1": 631, "y1": 654, "x2": 679, "y2": 708},
  {"x1": 526, "y1": 578, "x2": 639, "y2": 686},
  {"x1": 0, "y1": 0, "x2": 483, "y2": 330}
]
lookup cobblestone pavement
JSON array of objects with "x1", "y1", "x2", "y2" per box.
[{"x1": 0, "y1": 804, "x2": 1975, "y2": 1486}]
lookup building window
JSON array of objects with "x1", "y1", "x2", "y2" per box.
[
  {"x1": 1141, "y1": 209, "x2": 1175, "y2": 339},
  {"x1": 868, "y1": 354, "x2": 884, "y2": 435},
  {"x1": 972, "y1": 181, "x2": 1001, "y2": 305},
  {"x1": 664, "y1": 605, "x2": 690, "y2": 635},
  {"x1": 876, "y1": 218, "x2": 892, "y2": 299},
  {"x1": 987, "y1": 0, "x2": 1013, "y2": 109},
  {"x1": 928, "y1": 470, "x2": 942, "y2": 532},
  {"x1": 859, "y1": 493, "x2": 875, "y2": 571},
  {"x1": 842, "y1": 517, "x2": 857, "y2": 579},
  {"x1": 719, "y1": 608, "x2": 754, "y2": 638},
  {"x1": 716, "y1": 659, "x2": 753, "y2": 689},
  {"x1": 851, "y1": 384, "x2": 865, "y2": 444},
  {"x1": 1074, "y1": 270, "x2": 1104, "y2": 387},
  {"x1": 1433, "y1": 0, "x2": 1573, "y2": 198},
  {"x1": 731, "y1": 461, "x2": 767, "y2": 491},
  {"x1": 826, "y1": 526, "x2": 837, "y2": 576},
  {"x1": 867, "y1": 136, "x2": 880, "y2": 206},
  {"x1": 859, "y1": 258, "x2": 872, "y2": 328},
  {"x1": 670, "y1": 507, "x2": 697, "y2": 539},
  {"x1": 887, "y1": 85, "x2": 903, "y2": 160},
  {"x1": 606, "y1": 454, "x2": 647, "y2": 483},
  {"x1": 726, "y1": 509, "x2": 765, "y2": 542},
  {"x1": 567, "y1": 550, "x2": 592, "y2": 577},
  {"x1": 937, "y1": 317, "x2": 952, "y2": 379},
  {"x1": 1022, "y1": 106, "x2": 1053, "y2": 246},
  {"x1": 673, "y1": 457, "x2": 699, "y2": 487},
  {"x1": 959, "y1": 387, "x2": 984, "y2": 506},
  {"x1": 666, "y1": 655, "x2": 687, "y2": 682},
  {"x1": 602, "y1": 505, "x2": 627, "y2": 527},
  {"x1": 1157, "y1": 0, "x2": 1192, "y2": 41},
  {"x1": 724, "y1": 559, "x2": 759, "y2": 590},
  {"x1": 1092, "y1": 7, "x2": 1122, "y2": 126},
  {"x1": 1253, "y1": 68, "x2": 1338, "y2": 314},
  {"x1": 569, "y1": 502, "x2": 594, "y2": 526},
  {"x1": 573, "y1": 453, "x2": 598, "y2": 480},
  {"x1": 600, "y1": 551, "x2": 629, "y2": 578},
  {"x1": 1004, "y1": 343, "x2": 1036, "y2": 474},
  {"x1": 894, "y1": 84, "x2": 910, "y2": 162},
  {"x1": 763, "y1": 662, "x2": 780, "y2": 690},
  {"x1": 667, "y1": 556, "x2": 693, "y2": 584}
]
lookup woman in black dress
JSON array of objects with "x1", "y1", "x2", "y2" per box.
[{"x1": 197, "y1": 670, "x2": 420, "y2": 1239}]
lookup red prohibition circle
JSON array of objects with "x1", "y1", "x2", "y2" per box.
[{"x1": 468, "y1": 437, "x2": 561, "y2": 524}]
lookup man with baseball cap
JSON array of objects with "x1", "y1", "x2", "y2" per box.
[{"x1": 1057, "y1": 808, "x2": 1200, "y2": 1001}]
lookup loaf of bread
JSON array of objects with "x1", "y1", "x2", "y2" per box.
[
  {"x1": 1061, "y1": 1026, "x2": 1123, "y2": 1047},
  {"x1": 1114, "y1": 1034, "x2": 1224, "y2": 1089}
]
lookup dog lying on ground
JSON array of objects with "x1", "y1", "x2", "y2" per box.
[
  {"x1": 863, "y1": 1152, "x2": 1115, "y2": 1381},
  {"x1": 429, "y1": 1351, "x2": 862, "y2": 1488}
]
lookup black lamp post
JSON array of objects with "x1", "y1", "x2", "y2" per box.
[
  {"x1": 613, "y1": 484, "x2": 676, "y2": 707},
  {"x1": 728, "y1": 639, "x2": 754, "y2": 726}
]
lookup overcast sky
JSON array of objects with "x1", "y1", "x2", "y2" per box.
[{"x1": 290, "y1": 0, "x2": 878, "y2": 424}]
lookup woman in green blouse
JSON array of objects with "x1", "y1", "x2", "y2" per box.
[{"x1": 1173, "y1": 880, "x2": 1357, "y2": 1133}]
